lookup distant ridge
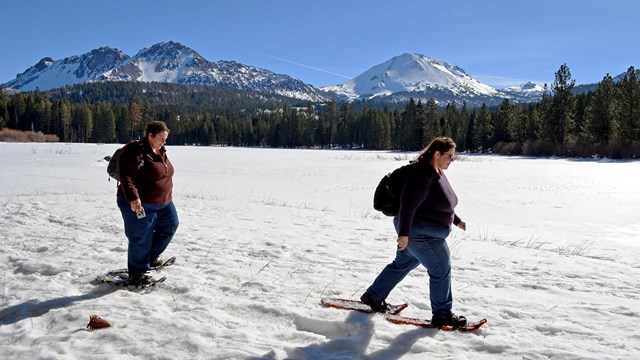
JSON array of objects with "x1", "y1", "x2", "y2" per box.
[
  {"x1": 3, "y1": 41, "x2": 327, "y2": 102},
  {"x1": 5, "y1": 42, "x2": 633, "y2": 106}
]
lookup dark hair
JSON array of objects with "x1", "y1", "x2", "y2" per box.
[
  {"x1": 145, "y1": 121, "x2": 170, "y2": 136},
  {"x1": 416, "y1": 137, "x2": 456, "y2": 162}
]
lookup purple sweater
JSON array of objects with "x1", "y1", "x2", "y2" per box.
[{"x1": 397, "y1": 161, "x2": 461, "y2": 236}]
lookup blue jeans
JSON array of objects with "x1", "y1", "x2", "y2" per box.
[
  {"x1": 366, "y1": 218, "x2": 453, "y2": 315},
  {"x1": 117, "y1": 197, "x2": 179, "y2": 276}
]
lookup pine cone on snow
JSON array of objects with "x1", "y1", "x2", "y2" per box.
[{"x1": 86, "y1": 315, "x2": 111, "y2": 330}]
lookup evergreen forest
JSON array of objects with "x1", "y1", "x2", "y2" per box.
[{"x1": 1, "y1": 64, "x2": 639, "y2": 158}]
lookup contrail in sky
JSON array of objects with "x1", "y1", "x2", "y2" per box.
[{"x1": 266, "y1": 55, "x2": 352, "y2": 79}]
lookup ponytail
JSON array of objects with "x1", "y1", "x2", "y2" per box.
[{"x1": 416, "y1": 137, "x2": 456, "y2": 163}]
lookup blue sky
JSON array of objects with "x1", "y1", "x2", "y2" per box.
[{"x1": 2, "y1": 0, "x2": 639, "y2": 89}]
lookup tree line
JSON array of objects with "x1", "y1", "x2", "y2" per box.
[{"x1": 0, "y1": 64, "x2": 638, "y2": 158}]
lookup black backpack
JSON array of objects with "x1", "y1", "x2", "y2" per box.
[
  {"x1": 373, "y1": 161, "x2": 419, "y2": 216},
  {"x1": 106, "y1": 141, "x2": 143, "y2": 182}
]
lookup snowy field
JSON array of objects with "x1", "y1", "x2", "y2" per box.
[{"x1": 0, "y1": 142, "x2": 639, "y2": 359}]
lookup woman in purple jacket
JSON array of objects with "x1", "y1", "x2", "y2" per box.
[
  {"x1": 361, "y1": 137, "x2": 468, "y2": 328},
  {"x1": 117, "y1": 121, "x2": 179, "y2": 286}
]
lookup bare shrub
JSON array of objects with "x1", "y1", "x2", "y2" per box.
[
  {"x1": 563, "y1": 139, "x2": 591, "y2": 158},
  {"x1": 493, "y1": 141, "x2": 523, "y2": 155},
  {"x1": 0, "y1": 129, "x2": 59, "y2": 142},
  {"x1": 606, "y1": 140, "x2": 635, "y2": 159},
  {"x1": 568, "y1": 140, "x2": 640, "y2": 159},
  {"x1": 523, "y1": 141, "x2": 557, "y2": 157}
]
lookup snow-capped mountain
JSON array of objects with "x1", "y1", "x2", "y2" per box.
[
  {"x1": 502, "y1": 81, "x2": 545, "y2": 94},
  {"x1": 3, "y1": 47, "x2": 129, "y2": 91},
  {"x1": 4, "y1": 45, "x2": 552, "y2": 105},
  {"x1": 100, "y1": 42, "x2": 326, "y2": 101},
  {"x1": 321, "y1": 53, "x2": 544, "y2": 106},
  {"x1": 3, "y1": 42, "x2": 327, "y2": 102},
  {"x1": 323, "y1": 53, "x2": 497, "y2": 103},
  {"x1": 498, "y1": 81, "x2": 546, "y2": 102},
  {"x1": 100, "y1": 41, "x2": 206, "y2": 83}
]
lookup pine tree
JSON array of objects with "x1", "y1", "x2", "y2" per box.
[
  {"x1": 464, "y1": 109, "x2": 477, "y2": 152},
  {"x1": 574, "y1": 93, "x2": 590, "y2": 139},
  {"x1": 414, "y1": 100, "x2": 425, "y2": 148},
  {"x1": 11, "y1": 93, "x2": 27, "y2": 130},
  {"x1": 537, "y1": 83, "x2": 553, "y2": 142},
  {"x1": 399, "y1": 98, "x2": 417, "y2": 150},
  {"x1": 493, "y1": 99, "x2": 514, "y2": 144},
  {"x1": 91, "y1": 103, "x2": 116, "y2": 143},
  {"x1": 547, "y1": 64, "x2": 576, "y2": 145},
  {"x1": 617, "y1": 66, "x2": 640, "y2": 142},
  {"x1": 72, "y1": 103, "x2": 93, "y2": 142},
  {"x1": 453, "y1": 102, "x2": 469, "y2": 151},
  {"x1": 0, "y1": 103, "x2": 8, "y2": 130},
  {"x1": 512, "y1": 107, "x2": 529, "y2": 143},
  {"x1": 586, "y1": 74, "x2": 618, "y2": 144},
  {"x1": 442, "y1": 102, "x2": 458, "y2": 140},
  {"x1": 129, "y1": 101, "x2": 143, "y2": 139},
  {"x1": 51, "y1": 99, "x2": 72, "y2": 141},
  {"x1": 0, "y1": 88, "x2": 7, "y2": 129},
  {"x1": 379, "y1": 109, "x2": 392, "y2": 150},
  {"x1": 422, "y1": 98, "x2": 439, "y2": 147},
  {"x1": 326, "y1": 100, "x2": 339, "y2": 147},
  {"x1": 526, "y1": 107, "x2": 541, "y2": 142},
  {"x1": 475, "y1": 104, "x2": 493, "y2": 152},
  {"x1": 303, "y1": 103, "x2": 317, "y2": 147}
]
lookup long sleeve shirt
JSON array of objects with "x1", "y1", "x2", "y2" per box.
[
  {"x1": 397, "y1": 161, "x2": 461, "y2": 236},
  {"x1": 117, "y1": 138, "x2": 174, "y2": 205}
]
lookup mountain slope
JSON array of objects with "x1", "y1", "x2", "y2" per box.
[
  {"x1": 100, "y1": 41, "x2": 207, "y2": 83},
  {"x1": 3, "y1": 47, "x2": 129, "y2": 91},
  {"x1": 3, "y1": 42, "x2": 327, "y2": 102},
  {"x1": 321, "y1": 53, "x2": 506, "y2": 105}
]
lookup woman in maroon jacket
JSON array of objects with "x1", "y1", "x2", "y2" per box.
[
  {"x1": 360, "y1": 137, "x2": 468, "y2": 328},
  {"x1": 117, "y1": 121, "x2": 179, "y2": 286}
]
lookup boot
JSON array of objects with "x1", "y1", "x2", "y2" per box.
[
  {"x1": 360, "y1": 292, "x2": 389, "y2": 313},
  {"x1": 431, "y1": 312, "x2": 468, "y2": 328}
]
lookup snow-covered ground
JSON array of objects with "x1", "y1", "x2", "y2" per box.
[{"x1": 1, "y1": 143, "x2": 639, "y2": 359}]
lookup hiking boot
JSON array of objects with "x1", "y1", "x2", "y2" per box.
[
  {"x1": 360, "y1": 292, "x2": 389, "y2": 313},
  {"x1": 431, "y1": 313, "x2": 468, "y2": 328},
  {"x1": 128, "y1": 273, "x2": 152, "y2": 287},
  {"x1": 150, "y1": 257, "x2": 164, "y2": 268}
]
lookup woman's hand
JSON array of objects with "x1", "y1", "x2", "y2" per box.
[
  {"x1": 457, "y1": 221, "x2": 467, "y2": 231},
  {"x1": 397, "y1": 236, "x2": 409, "y2": 251},
  {"x1": 129, "y1": 199, "x2": 143, "y2": 212}
]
